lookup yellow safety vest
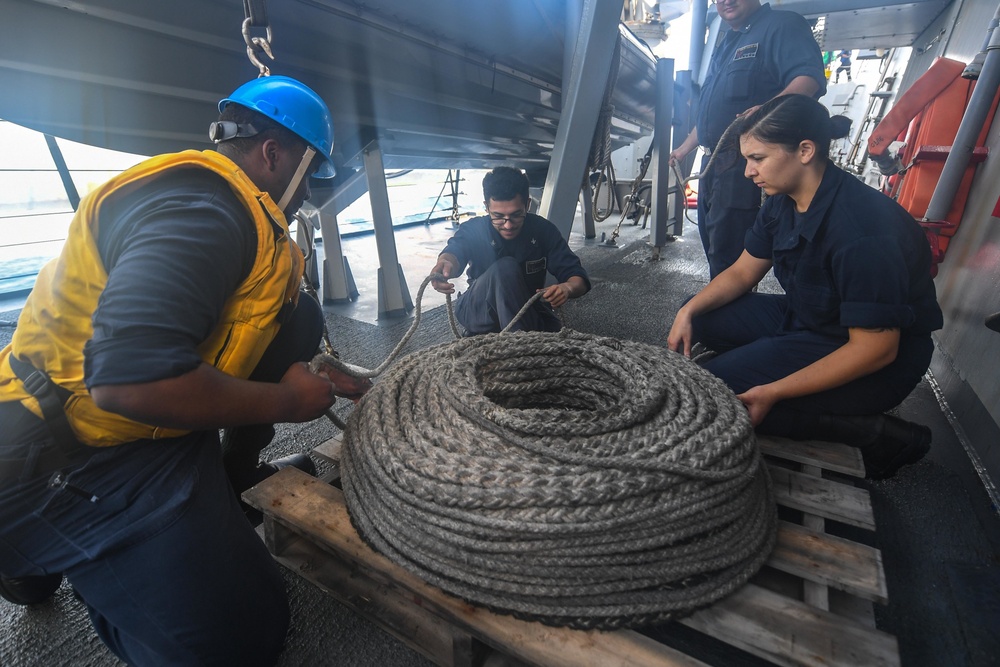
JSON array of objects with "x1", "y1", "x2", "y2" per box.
[{"x1": 0, "y1": 150, "x2": 304, "y2": 446}]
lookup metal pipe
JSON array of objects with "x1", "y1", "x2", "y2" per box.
[
  {"x1": 362, "y1": 140, "x2": 413, "y2": 317},
  {"x1": 922, "y1": 10, "x2": 1000, "y2": 223},
  {"x1": 43, "y1": 134, "x2": 80, "y2": 211},
  {"x1": 650, "y1": 58, "x2": 677, "y2": 248},
  {"x1": 538, "y1": 0, "x2": 622, "y2": 237},
  {"x1": 963, "y1": 3, "x2": 1000, "y2": 79}
]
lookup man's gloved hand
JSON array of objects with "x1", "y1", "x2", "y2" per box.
[{"x1": 314, "y1": 361, "x2": 372, "y2": 403}]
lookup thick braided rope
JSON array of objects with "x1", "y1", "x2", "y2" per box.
[
  {"x1": 338, "y1": 304, "x2": 777, "y2": 629},
  {"x1": 308, "y1": 274, "x2": 543, "y2": 380}
]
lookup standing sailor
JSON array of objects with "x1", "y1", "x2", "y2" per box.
[{"x1": 670, "y1": 0, "x2": 826, "y2": 278}]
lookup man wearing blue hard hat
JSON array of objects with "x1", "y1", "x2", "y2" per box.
[{"x1": 0, "y1": 75, "x2": 367, "y2": 665}]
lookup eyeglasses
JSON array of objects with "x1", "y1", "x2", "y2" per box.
[{"x1": 489, "y1": 211, "x2": 526, "y2": 227}]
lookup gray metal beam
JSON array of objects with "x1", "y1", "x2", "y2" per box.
[
  {"x1": 689, "y1": 0, "x2": 708, "y2": 86},
  {"x1": 362, "y1": 140, "x2": 413, "y2": 318},
  {"x1": 311, "y1": 168, "x2": 366, "y2": 303},
  {"x1": 650, "y1": 58, "x2": 678, "y2": 251},
  {"x1": 564, "y1": 0, "x2": 583, "y2": 88},
  {"x1": 538, "y1": 0, "x2": 624, "y2": 238},
  {"x1": 43, "y1": 134, "x2": 80, "y2": 211},
  {"x1": 580, "y1": 183, "x2": 597, "y2": 239},
  {"x1": 318, "y1": 209, "x2": 358, "y2": 304},
  {"x1": 316, "y1": 168, "x2": 371, "y2": 218},
  {"x1": 295, "y1": 210, "x2": 321, "y2": 294}
]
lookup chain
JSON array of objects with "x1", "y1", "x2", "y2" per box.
[
  {"x1": 606, "y1": 148, "x2": 652, "y2": 246},
  {"x1": 293, "y1": 211, "x2": 337, "y2": 356},
  {"x1": 242, "y1": 0, "x2": 274, "y2": 77},
  {"x1": 591, "y1": 161, "x2": 616, "y2": 223}
]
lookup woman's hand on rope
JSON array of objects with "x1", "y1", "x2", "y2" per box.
[
  {"x1": 735, "y1": 384, "x2": 779, "y2": 427},
  {"x1": 430, "y1": 255, "x2": 458, "y2": 295},
  {"x1": 666, "y1": 311, "x2": 694, "y2": 357}
]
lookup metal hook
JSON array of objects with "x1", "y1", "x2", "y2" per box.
[{"x1": 242, "y1": 17, "x2": 274, "y2": 77}]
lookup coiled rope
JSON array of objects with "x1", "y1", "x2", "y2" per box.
[{"x1": 318, "y1": 275, "x2": 776, "y2": 630}]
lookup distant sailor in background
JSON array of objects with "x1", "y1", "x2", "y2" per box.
[
  {"x1": 431, "y1": 166, "x2": 590, "y2": 334},
  {"x1": 835, "y1": 49, "x2": 853, "y2": 82},
  {"x1": 669, "y1": 95, "x2": 943, "y2": 480}
]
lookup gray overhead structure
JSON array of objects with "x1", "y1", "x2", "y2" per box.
[
  {"x1": 771, "y1": 0, "x2": 955, "y2": 51},
  {"x1": 0, "y1": 0, "x2": 661, "y2": 317},
  {"x1": 0, "y1": 0, "x2": 960, "y2": 184},
  {"x1": 0, "y1": 0, "x2": 959, "y2": 317},
  {"x1": 687, "y1": 0, "x2": 956, "y2": 79},
  {"x1": 0, "y1": 0, "x2": 661, "y2": 172}
]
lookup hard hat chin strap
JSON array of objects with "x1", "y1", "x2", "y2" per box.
[{"x1": 277, "y1": 146, "x2": 317, "y2": 212}]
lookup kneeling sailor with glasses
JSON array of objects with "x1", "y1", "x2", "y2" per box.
[{"x1": 431, "y1": 166, "x2": 590, "y2": 334}]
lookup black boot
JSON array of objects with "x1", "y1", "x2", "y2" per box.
[
  {"x1": 222, "y1": 425, "x2": 317, "y2": 492},
  {"x1": 222, "y1": 425, "x2": 317, "y2": 525},
  {"x1": 859, "y1": 415, "x2": 931, "y2": 480},
  {"x1": 813, "y1": 413, "x2": 931, "y2": 480},
  {"x1": 0, "y1": 572, "x2": 63, "y2": 605},
  {"x1": 253, "y1": 453, "x2": 316, "y2": 483},
  {"x1": 235, "y1": 453, "x2": 316, "y2": 527}
]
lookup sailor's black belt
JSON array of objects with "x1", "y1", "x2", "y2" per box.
[
  {"x1": 1, "y1": 357, "x2": 99, "y2": 486},
  {"x1": 0, "y1": 437, "x2": 98, "y2": 487}
]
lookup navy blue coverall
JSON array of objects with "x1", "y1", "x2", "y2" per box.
[
  {"x1": 442, "y1": 214, "x2": 591, "y2": 334},
  {"x1": 692, "y1": 163, "x2": 943, "y2": 437}
]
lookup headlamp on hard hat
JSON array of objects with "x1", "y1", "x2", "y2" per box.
[{"x1": 208, "y1": 121, "x2": 260, "y2": 143}]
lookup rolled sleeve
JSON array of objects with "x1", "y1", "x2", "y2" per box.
[
  {"x1": 542, "y1": 230, "x2": 590, "y2": 290},
  {"x1": 771, "y1": 14, "x2": 827, "y2": 95},
  {"x1": 840, "y1": 302, "x2": 916, "y2": 329},
  {"x1": 744, "y1": 223, "x2": 772, "y2": 260},
  {"x1": 835, "y1": 239, "x2": 913, "y2": 330},
  {"x1": 440, "y1": 220, "x2": 481, "y2": 275}
]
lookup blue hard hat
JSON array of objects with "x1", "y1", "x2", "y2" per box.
[{"x1": 220, "y1": 75, "x2": 336, "y2": 178}]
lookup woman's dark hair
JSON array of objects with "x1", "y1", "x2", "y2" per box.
[
  {"x1": 482, "y1": 166, "x2": 530, "y2": 205},
  {"x1": 732, "y1": 94, "x2": 852, "y2": 160}
]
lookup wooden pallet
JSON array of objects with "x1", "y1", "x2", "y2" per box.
[{"x1": 243, "y1": 435, "x2": 900, "y2": 667}]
